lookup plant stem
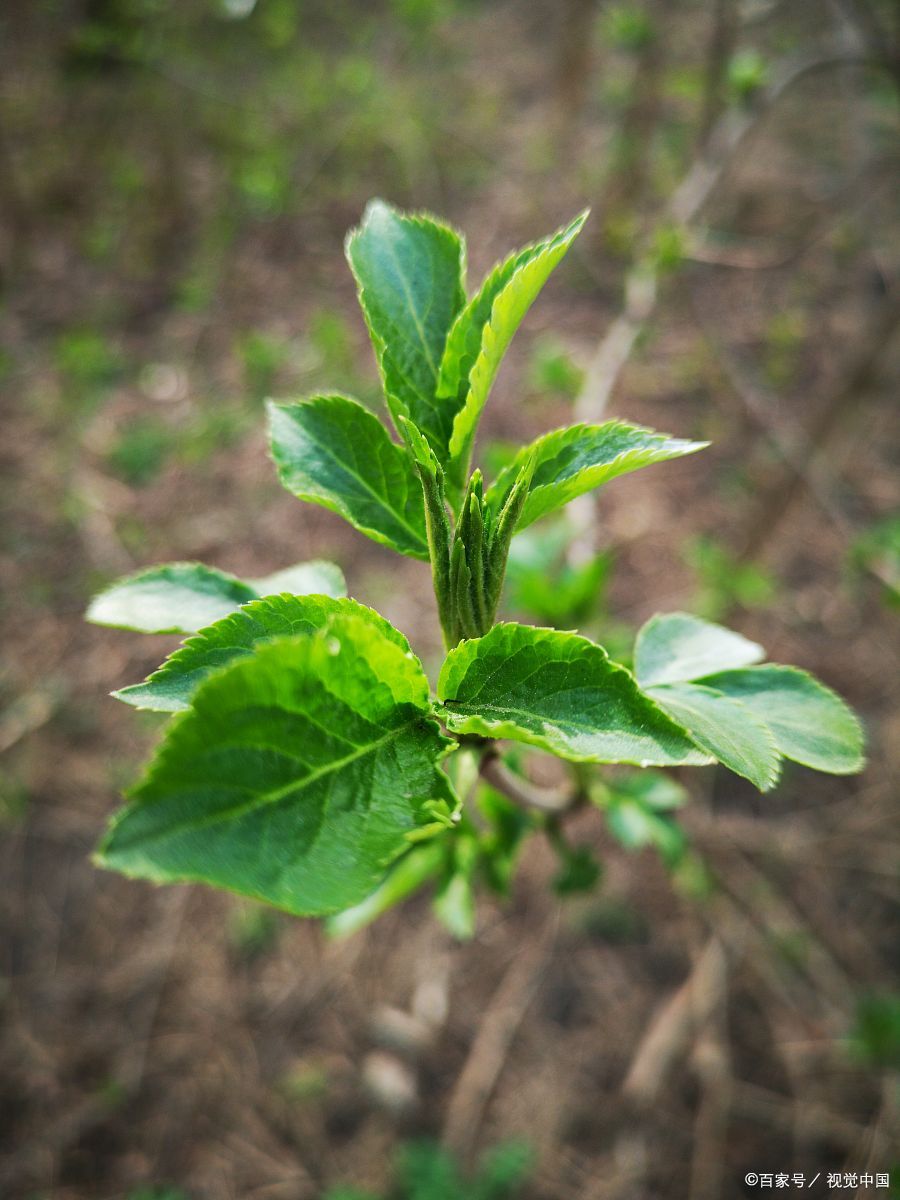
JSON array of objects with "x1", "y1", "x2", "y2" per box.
[{"x1": 479, "y1": 751, "x2": 579, "y2": 815}]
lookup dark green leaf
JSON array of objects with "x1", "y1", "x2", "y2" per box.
[
  {"x1": 114, "y1": 594, "x2": 408, "y2": 712},
  {"x1": 445, "y1": 212, "x2": 587, "y2": 483},
  {"x1": 98, "y1": 617, "x2": 457, "y2": 916},
  {"x1": 551, "y1": 843, "x2": 602, "y2": 895},
  {"x1": 647, "y1": 681, "x2": 780, "y2": 791},
  {"x1": 697, "y1": 664, "x2": 865, "y2": 775},
  {"x1": 268, "y1": 394, "x2": 428, "y2": 559},
  {"x1": 346, "y1": 199, "x2": 466, "y2": 462},
  {"x1": 485, "y1": 422, "x2": 707, "y2": 533},
  {"x1": 634, "y1": 611, "x2": 764, "y2": 687},
  {"x1": 437, "y1": 624, "x2": 711, "y2": 767}
]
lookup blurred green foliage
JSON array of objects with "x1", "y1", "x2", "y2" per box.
[
  {"x1": 126, "y1": 1189, "x2": 190, "y2": 1200},
  {"x1": 594, "y1": 769, "x2": 689, "y2": 868},
  {"x1": 105, "y1": 416, "x2": 173, "y2": 486},
  {"x1": 850, "y1": 514, "x2": 900, "y2": 608},
  {"x1": 850, "y1": 993, "x2": 900, "y2": 1070},
  {"x1": 325, "y1": 1138, "x2": 532, "y2": 1200},
  {"x1": 227, "y1": 899, "x2": 282, "y2": 960},
  {"x1": 763, "y1": 309, "x2": 807, "y2": 389},
  {"x1": 502, "y1": 520, "x2": 610, "y2": 628},
  {"x1": 601, "y1": 4, "x2": 656, "y2": 53},
  {"x1": 527, "y1": 336, "x2": 584, "y2": 401},
  {"x1": 684, "y1": 534, "x2": 776, "y2": 620},
  {"x1": 727, "y1": 49, "x2": 770, "y2": 102}
]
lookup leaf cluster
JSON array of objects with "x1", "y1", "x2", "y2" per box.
[{"x1": 87, "y1": 202, "x2": 865, "y2": 929}]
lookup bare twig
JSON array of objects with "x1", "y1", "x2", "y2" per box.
[
  {"x1": 688, "y1": 949, "x2": 733, "y2": 1200},
  {"x1": 737, "y1": 292, "x2": 900, "y2": 561},
  {"x1": 575, "y1": 42, "x2": 877, "y2": 424},
  {"x1": 442, "y1": 918, "x2": 557, "y2": 1164},
  {"x1": 696, "y1": 0, "x2": 738, "y2": 153},
  {"x1": 621, "y1": 935, "x2": 732, "y2": 1108},
  {"x1": 729, "y1": 1081, "x2": 868, "y2": 1149},
  {"x1": 613, "y1": 936, "x2": 732, "y2": 1199}
]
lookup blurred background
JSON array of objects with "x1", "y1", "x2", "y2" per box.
[{"x1": 1, "y1": 1, "x2": 899, "y2": 1197}]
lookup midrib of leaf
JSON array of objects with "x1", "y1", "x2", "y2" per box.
[
  {"x1": 127, "y1": 718, "x2": 418, "y2": 849},
  {"x1": 383, "y1": 233, "x2": 440, "y2": 378},
  {"x1": 293, "y1": 416, "x2": 425, "y2": 549},
  {"x1": 445, "y1": 696, "x2": 656, "y2": 735}
]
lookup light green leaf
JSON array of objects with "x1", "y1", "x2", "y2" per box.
[
  {"x1": 87, "y1": 563, "x2": 257, "y2": 634},
  {"x1": 249, "y1": 560, "x2": 346, "y2": 599},
  {"x1": 113, "y1": 594, "x2": 409, "y2": 712},
  {"x1": 446, "y1": 211, "x2": 588, "y2": 482},
  {"x1": 697, "y1": 664, "x2": 865, "y2": 775},
  {"x1": 433, "y1": 869, "x2": 477, "y2": 940},
  {"x1": 346, "y1": 199, "x2": 466, "y2": 462},
  {"x1": 634, "y1": 612, "x2": 765, "y2": 688},
  {"x1": 87, "y1": 559, "x2": 346, "y2": 635},
  {"x1": 647, "y1": 681, "x2": 780, "y2": 791},
  {"x1": 325, "y1": 841, "x2": 445, "y2": 938},
  {"x1": 485, "y1": 421, "x2": 708, "y2": 531},
  {"x1": 97, "y1": 617, "x2": 457, "y2": 916},
  {"x1": 437, "y1": 623, "x2": 711, "y2": 767},
  {"x1": 605, "y1": 770, "x2": 689, "y2": 812},
  {"x1": 267, "y1": 394, "x2": 428, "y2": 559},
  {"x1": 437, "y1": 234, "x2": 564, "y2": 408}
]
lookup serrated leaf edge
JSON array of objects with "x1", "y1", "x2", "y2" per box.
[
  {"x1": 112, "y1": 594, "x2": 418, "y2": 713},
  {"x1": 648, "y1": 680, "x2": 782, "y2": 791},
  {"x1": 696, "y1": 662, "x2": 866, "y2": 775}
]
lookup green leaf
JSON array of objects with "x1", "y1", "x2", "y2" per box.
[
  {"x1": 697, "y1": 664, "x2": 865, "y2": 775},
  {"x1": 446, "y1": 211, "x2": 588, "y2": 483},
  {"x1": 325, "y1": 841, "x2": 445, "y2": 938},
  {"x1": 634, "y1": 612, "x2": 764, "y2": 688},
  {"x1": 605, "y1": 769, "x2": 689, "y2": 812},
  {"x1": 97, "y1": 617, "x2": 457, "y2": 917},
  {"x1": 485, "y1": 421, "x2": 708, "y2": 532},
  {"x1": 267, "y1": 395, "x2": 428, "y2": 559},
  {"x1": 605, "y1": 801, "x2": 686, "y2": 862},
  {"x1": 113, "y1": 594, "x2": 409, "y2": 712},
  {"x1": 249, "y1": 560, "x2": 346, "y2": 599},
  {"x1": 647, "y1": 681, "x2": 780, "y2": 791},
  {"x1": 87, "y1": 559, "x2": 345, "y2": 635},
  {"x1": 551, "y1": 842, "x2": 602, "y2": 895},
  {"x1": 433, "y1": 869, "x2": 477, "y2": 939},
  {"x1": 346, "y1": 199, "x2": 466, "y2": 462},
  {"x1": 437, "y1": 623, "x2": 711, "y2": 767}
]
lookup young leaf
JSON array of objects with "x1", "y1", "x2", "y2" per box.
[
  {"x1": 97, "y1": 618, "x2": 457, "y2": 917},
  {"x1": 446, "y1": 211, "x2": 588, "y2": 484},
  {"x1": 485, "y1": 422, "x2": 708, "y2": 532},
  {"x1": 268, "y1": 395, "x2": 428, "y2": 559},
  {"x1": 248, "y1": 560, "x2": 346, "y2": 599},
  {"x1": 697, "y1": 664, "x2": 865, "y2": 775},
  {"x1": 437, "y1": 623, "x2": 711, "y2": 767},
  {"x1": 634, "y1": 612, "x2": 764, "y2": 688},
  {"x1": 325, "y1": 841, "x2": 445, "y2": 938},
  {"x1": 646, "y1": 681, "x2": 780, "y2": 791},
  {"x1": 86, "y1": 559, "x2": 345, "y2": 635},
  {"x1": 113, "y1": 593, "x2": 409, "y2": 712},
  {"x1": 346, "y1": 199, "x2": 466, "y2": 462}
]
